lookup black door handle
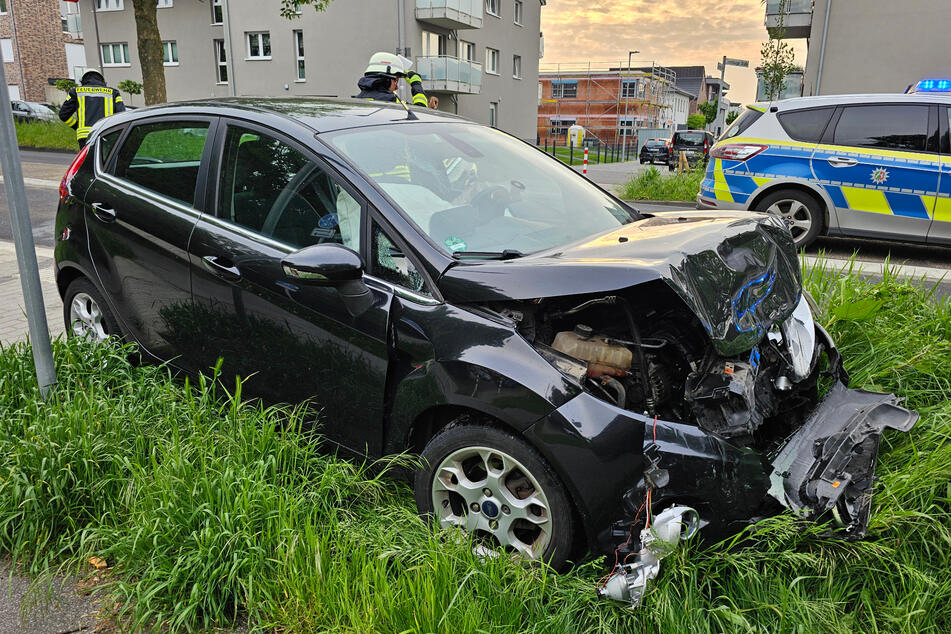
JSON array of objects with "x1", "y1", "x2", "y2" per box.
[
  {"x1": 90, "y1": 202, "x2": 116, "y2": 223},
  {"x1": 201, "y1": 255, "x2": 242, "y2": 282}
]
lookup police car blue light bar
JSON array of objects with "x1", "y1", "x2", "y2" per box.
[{"x1": 908, "y1": 79, "x2": 951, "y2": 93}]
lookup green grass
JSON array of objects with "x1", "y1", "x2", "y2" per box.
[
  {"x1": 541, "y1": 145, "x2": 629, "y2": 166},
  {"x1": 0, "y1": 261, "x2": 949, "y2": 632},
  {"x1": 618, "y1": 165, "x2": 704, "y2": 201},
  {"x1": 14, "y1": 120, "x2": 76, "y2": 150}
]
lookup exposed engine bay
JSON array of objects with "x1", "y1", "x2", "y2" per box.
[{"x1": 493, "y1": 282, "x2": 821, "y2": 450}]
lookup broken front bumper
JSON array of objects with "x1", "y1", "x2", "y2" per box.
[{"x1": 767, "y1": 381, "x2": 918, "y2": 538}]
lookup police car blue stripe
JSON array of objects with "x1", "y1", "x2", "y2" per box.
[
  {"x1": 824, "y1": 185, "x2": 848, "y2": 209},
  {"x1": 884, "y1": 192, "x2": 931, "y2": 219},
  {"x1": 724, "y1": 174, "x2": 758, "y2": 200}
]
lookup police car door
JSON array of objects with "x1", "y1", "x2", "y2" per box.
[
  {"x1": 812, "y1": 103, "x2": 939, "y2": 241},
  {"x1": 927, "y1": 104, "x2": 951, "y2": 245}
]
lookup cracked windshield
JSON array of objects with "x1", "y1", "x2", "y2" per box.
[{"x1": 329, "y1": 122, "x2": 635, "y2": 256}]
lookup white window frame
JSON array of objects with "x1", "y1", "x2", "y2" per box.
[
  {"x1": 0, "y1": 39, "x2": 13, "y2": 63},
  {"x1": 485, "y1": 0, "x2": 500, "y2": 17},
  {"x1": 514, "y1": 0, "x2": 523, "y2": 25},
  {"x1": 458, "y1": 40, "x2": 475, "y2": 62},
  {"x1": 0, "y1": 0, "x2": 8, "y2": 15},
  {"x1": 489, "y1": 102, "x2": 498, "y2": 127},
  {"x1": 96, "y1": 0, "x2": 124, "y2": 11},
  {"x1": 513, "y1": 54, "x2": 521, "y2": 79},
  {"x1": 211, "y1": 0, "x2": 222, "y2": 24},
  {"x1": 246, "y1": 31, "x2": 271, "y2": 60},
  {"x1": 162, "y1": 40, "x2": 178, "y2": 66},
  {"x1": 100, "y1": 42, "x2": 131, "y2": 67},
  {"x1": 485, "y1": 47, "x2": 499, "y2": 75},
  {"x1": 156, "y1": 0, "x2": 172, "y2": 8},
  {"x1": 214, "y1": 38, "x2": 228, "y2": 84},
  {"x1": 293, "y1": 30, "x2": 305, "y2": 82}
]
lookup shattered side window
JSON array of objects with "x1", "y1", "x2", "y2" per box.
[{"x1": 372, "y1": 223, "x2": 430, "y2": 297}]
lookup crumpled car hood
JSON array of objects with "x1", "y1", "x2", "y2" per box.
[{"x1": 439, "y1": 211, "x2": 802, "y2": 356}]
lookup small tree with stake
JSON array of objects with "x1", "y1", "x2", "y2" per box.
[
  {"x1": 117, "y1": 80, "x2": 143, "y2": 108},
  {"x1": 760, "y1": 0, "x2": 798, "y2": 100},
  {"x1": 698, "y1": 100, "x2": 718, "y2": 127}
]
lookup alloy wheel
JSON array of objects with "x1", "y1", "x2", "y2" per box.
[
  {"x1": 766, "y1": 198, "x2": 813, "y2": 243},
  {"x1": 432, "y1": 445, "x2": 553, "y2": 559},
  {"x1": 69, "y1": 292, "x2": 109, "y2": 342}
]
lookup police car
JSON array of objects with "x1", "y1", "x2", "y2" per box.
[{"x1": 698, "y1": 80, "x2": 951, "y2": 248}]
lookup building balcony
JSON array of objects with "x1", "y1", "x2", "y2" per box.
[
  {"x1": 416, "y1": 56, "x2": 482, "y2": 94},
  {"x1": 765, "y1": 0, "x2": 813, "y2": 39},
  {"x1": 416, "y1": 0, "x2": 483, "y2": 30}
]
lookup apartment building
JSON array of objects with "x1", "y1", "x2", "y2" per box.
[
  {"x1": 1, "y1": 0, "x2": 85, "y2": 102},
  {"x1": 537, "y1": 64, "x2": 678, "y2": 147},
  {"x1": 77, "y1": 0, "x2": 545, "y2": 139},
  {"x1": 764, "y1": 0, "x2": 950, "y2": 96}
]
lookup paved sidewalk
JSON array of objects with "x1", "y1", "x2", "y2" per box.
[
  {"x1": 0, "y1": 240, "x2": 63, "y2": 345},
  {"x1": 572, "y1": 159, "x2": 649, "y2": 192}
]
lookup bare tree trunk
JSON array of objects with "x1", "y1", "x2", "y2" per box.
[{"x1": 131, "y1": 0, "x2": 167, "y2": 105}]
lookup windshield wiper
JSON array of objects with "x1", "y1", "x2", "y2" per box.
[{"x1": 453, "y1": 249, "x2": 526, "y2": 260}]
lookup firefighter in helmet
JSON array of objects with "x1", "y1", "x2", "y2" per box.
[
  {"x1": 59, "y1": 68, "x2": 126, "y2": 149},
  {"x1": 356, "y1": 52, "x2": 437, "y2": 109}
]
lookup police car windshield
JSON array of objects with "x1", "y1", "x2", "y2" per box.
[{"x1": 327, "y1": 122, "x2": 636, "y2": 256}]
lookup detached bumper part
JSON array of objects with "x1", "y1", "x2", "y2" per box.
[{"x1": 768, "y1": 382, "x2": 918, "y2": 538}]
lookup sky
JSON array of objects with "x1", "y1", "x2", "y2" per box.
[{"x1": 540, "y1": 0, "x2": 808, "y2": 105}]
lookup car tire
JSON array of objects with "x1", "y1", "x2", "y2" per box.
[
  {"x1": 753, "y1": 188, "x2": 825, "y2": 248},
  {"x1": 414, "y1": 421, "x2": 575, "y2": 570},
  {"x1": 63, "y1": 277, "x2": 123, "y2": 344}
]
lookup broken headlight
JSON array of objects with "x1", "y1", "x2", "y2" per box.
[{"x1": 780, "y1": 294, "x2": 817, "y2": 382}]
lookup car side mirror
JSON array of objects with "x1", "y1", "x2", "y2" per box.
[{"x1": 281, "y1": 243, "x2": 373, "y2": 317}]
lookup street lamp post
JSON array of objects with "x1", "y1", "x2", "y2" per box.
[
  {"x1": 622, "y1": 50, "x2": 638, "y2": 159},
  {"x1": 715, "y1": 55, "x2": 749, "y2": 136}
]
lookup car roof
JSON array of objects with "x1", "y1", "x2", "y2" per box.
[
  {"x1": 96, "y1": 96, "x2": 469, "y2": 134},
  {"x1": 764, "y1": 93, "x2": 951, "y2": 110}
]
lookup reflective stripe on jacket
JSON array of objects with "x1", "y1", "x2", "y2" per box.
[{"x1": 59, "y1": 84, "x2": 125, "y2": 141}]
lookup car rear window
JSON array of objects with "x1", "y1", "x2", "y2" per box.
[
  {"x1": 777, "y1": 107, "x2": 835, "y2": 143},
  {"x1": 114, "y1": 120, "x2": 210, "y2": 205},
  {"x1": 722, "y1": 109, "x2": 764, "y2": 140},
  {"x1": 645, "y1": 140, "x2": 665, "y2": 147},
  {"x1": 673, "y1": 132, "x2": 706, "y2": 147},
  {"x1": 832, "y1": 105, "x2": 930, "y2": 152}
]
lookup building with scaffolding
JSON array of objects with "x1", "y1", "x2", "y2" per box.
[{"x1": 537, "y1": 62, "x2": 678, "y2": 149}]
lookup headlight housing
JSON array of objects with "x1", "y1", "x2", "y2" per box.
[{"x1": 781, "y1": 294, "x2": 818, "y2": 381}]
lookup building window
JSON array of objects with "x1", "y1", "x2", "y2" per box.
[
  {"x1": 550, "y1": 118, "x2": 575, "y2": 135},
  {"x1": 96, "y1": 0, "x2": 123, "y2": 10},
  {"x1": 459, "y1": 40, "x2": 474, "y2": 62},
  {"x1": 162, "y1": 40, "x2": 178, "y2": 65},
  {"x1": 214, "y1": 39, "x2": 228, "y2": 83},
  {"x1": 0, "y1": 0, "x2": 6, "y2": 15},
  {"x1": 421, "y1": 31, "x2": 446, "y2": 57},
  {"x1": 246, "y1": 32, "x2": 271, "y2": 60},
  {"x1": 212, "y1": 0, "x2": 222, "y2": 24},
  {"x1": 551, "y1": 81, "x2": 577, "y2": 99},
  {"x1": 489, "y1": 102, "x2": 498, "y2": 127},
  {"x1": 485, "y1": 47, "x2": 499, "y2": 75},
  {"x1": 0, "y1": 39, "x2": 12, "y2": 62},
  {"x1": 514, "y1": 0, "x2": 523, "y2": 24},
  {"x1": 60, "y1": 0, "x2": 82, "y2": 36},
  {"x1": 294, "y1": 30, "x2": 305, "y2": 81},
  {"x1": 100, "y1": 42, "x2": 131, "y2": 66},
  {"x1": 485, "y1": 0, "x2": 500, "y2": 17},
  {"x1": 157, "y1": 0, "x2": 172, "y2": 7},
  {"x1": 512, "y1": 55, "x2": 521, "y2": 79},
  {"x1": 621, "y1": 80, "x2": 637, "y2": 99}
]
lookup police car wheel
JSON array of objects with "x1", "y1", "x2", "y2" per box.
[{"x1": 755, "y1": 189, "x2": 824, "y2": 248}]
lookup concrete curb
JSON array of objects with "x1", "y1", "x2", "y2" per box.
[
  {"x1": 624, "y1": 199, "x2": 696, "y2": 208},
  {"x1": 18, "y1": 146, "x2": 76, "y2": 155},
  {"x1": 802, "y1": 254, "x2": 949, "y2": 284}
]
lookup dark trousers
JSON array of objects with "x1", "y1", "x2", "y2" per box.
[{"x1": 77, "y1": 138, "x2": 87, "y2": 150}]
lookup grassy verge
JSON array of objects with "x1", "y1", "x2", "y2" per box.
[
  {"x1": 540, "y1": 146, "x2": 629, "y2": 166},
  {"x1": 14, "y1": 120, "x2": 76, "y2": 151},
  {"x1": 619, "y1": 165, "x2": 703, "y2": 201},
  {"x1": 0, "y1": 263, "x2": 949, "y2": 632}
]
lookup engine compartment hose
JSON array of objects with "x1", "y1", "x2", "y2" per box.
[{"x1": 615, "y1": 296, "x2": 654, "y2": 415}]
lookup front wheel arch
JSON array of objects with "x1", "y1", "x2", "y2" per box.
[{"x1": 749, "y1": 183, "x2": 832, "y2": 232}]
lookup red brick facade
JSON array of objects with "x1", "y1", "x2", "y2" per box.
[{"x1": 1, "y1": 0, "x2": 82, "y2": 102}]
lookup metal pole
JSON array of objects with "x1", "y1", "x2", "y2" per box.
[
  {"x1": 222, "y1": 0, "x2": 237, "y2": 97},
  {"x1": 0, "y1": 63, "x2": 57, "y2": 398},
  {"x1": 90, "y1": 0, "x2": 104, "y2": 70},
  {"x1": 816, "y1": 0, "x2": 832, "y2": 95}
]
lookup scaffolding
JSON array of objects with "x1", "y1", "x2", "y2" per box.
[{"x1": 538, "y1": 61, "x2": 678, "y2": 148}]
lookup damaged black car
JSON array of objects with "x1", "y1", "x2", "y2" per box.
[{"x1": 54, "y1": 99, "x2": 918, "y2": 587}]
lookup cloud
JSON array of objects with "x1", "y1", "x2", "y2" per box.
[{"x1": 541, "y1": 0, "x2": 808, "y2": 104}]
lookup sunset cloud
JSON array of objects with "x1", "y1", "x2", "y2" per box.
[{"x1": 541, "y1": 0, "x2": 808, "y2": 104}]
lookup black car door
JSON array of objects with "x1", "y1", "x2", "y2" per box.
[
  {"x1": 184, "y1": 119, "x2": 393, "y2": 456},
  {"x1": 83, "y1": 116, "x2": 217, "y2": 363}
]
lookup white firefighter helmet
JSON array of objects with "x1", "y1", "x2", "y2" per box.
[
  {"x1": 80, "y1": 67, "x2": 105, "y2": 83},
  {"x1": 364, "y1": 52, "x2": 414, "y2": 78}
]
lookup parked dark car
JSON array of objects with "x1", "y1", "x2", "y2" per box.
[
  {"x1": 638, "y1": 139, "x2": 670, "y2": 165},
  {"x1": 667, "y1": 129, "x2": 714, "y2": 171},
  {"x1": 10, "y1": 100, "x2": 57, "y2": 123},
  {"x1": 55, "y1": 99, "x2": 916, "y2": 572}
]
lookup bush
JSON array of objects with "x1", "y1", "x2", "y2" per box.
[{"x1": 618, "y1": 165, "x2": 703, "y2": 200}]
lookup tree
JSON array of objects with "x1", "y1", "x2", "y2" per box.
[
  {"x1": 687, "y1": 113, "x2": 706, "y2": 130},
  {"x1": 760, "y1": 0, "x2": 798, "y2": 100},
  {"x1": 698, "y1": 100, "x2": 718, "y2": 126},
  {"x1": 726, "y1": 110, "x2": 739, "y2": 125},
  {"x1": 130, "y1": 0, "x2": 336, "y2": 106},
  {"x1": 118, "y1": 79, "x2": 143, "y2": 107},
  {"x1": 54, "y1": 79, "x2": 76, "y2": 95}
]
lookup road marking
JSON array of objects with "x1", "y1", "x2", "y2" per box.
[{"x1": 0, "y1": 176, "x2": 61, "y2": 190}]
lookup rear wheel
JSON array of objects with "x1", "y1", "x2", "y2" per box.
[
  {"x1": 754, "y1": 188, "x2": 825, "y2": 248},
  {"x1": 415, "y1": 422, "x2": 575, "y2": 570},
  {"x1": 63, "y1": 278, "x2": 121, "y2": 343}
]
